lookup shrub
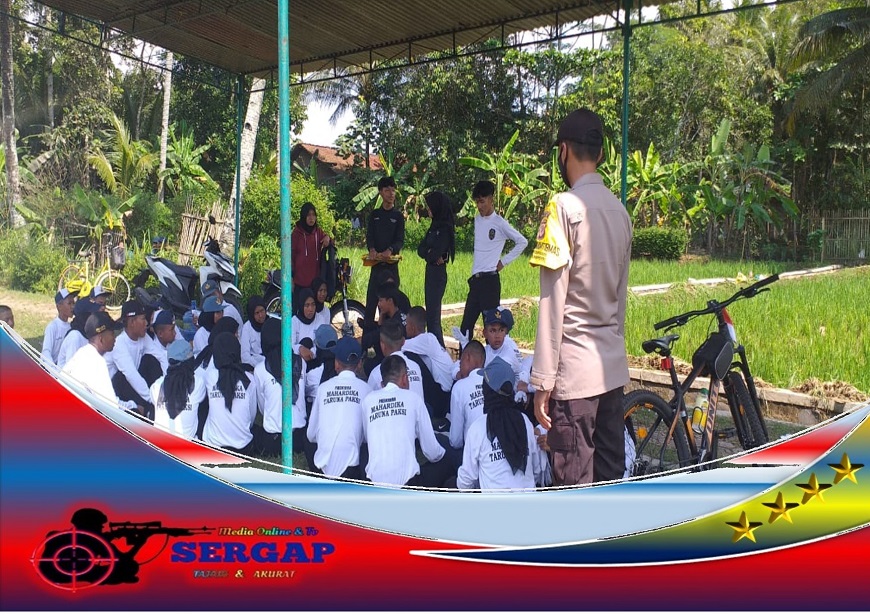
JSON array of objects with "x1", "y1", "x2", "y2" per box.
[
  {"x1": 632, "y1": 227, "x2": 688, "y2": 260},
  {"x1": 238, "y1": 234, "x2": 281, "y2": 304},
  {"x1": 332, "y1": 218, "x2": 365, "y2": 248},
  {"x1": 0, "y1": 231, "x2": 69, "y2": 294},
  {"x1": 403, "y1": 218, "x2": 429, "y2": 251},
  {"x1": 125, "y1": 195, "x2": 177, "y2": 244},
  {"x1": 240, "y1": 171, "x2": 336, "y2": 244}
]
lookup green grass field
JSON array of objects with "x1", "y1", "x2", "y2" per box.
[{"x1": 4, "y1": 259, "x2": 868, "y2": 396}]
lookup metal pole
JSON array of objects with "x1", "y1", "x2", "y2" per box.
[
  {"x1": 278, "y1": 0, "x2": 294, "y2": 472},
  {"x1": 233, "y1": 75, "x2": 244, "y2": 284},
  {"x1": 620, "y1": 0, "x2": 632, "y2": 205}
]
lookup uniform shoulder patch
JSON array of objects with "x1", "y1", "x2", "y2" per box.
[{"x1": 529, "y1": 198, "x2": 571, "y2": 270}]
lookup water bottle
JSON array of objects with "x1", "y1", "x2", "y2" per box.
[
  {"x1": 691, "y1": 388, "x2": 710, "y2": 434},
  {"x1": 182, "y1": 300, "x2": 197, "y2": 342}
]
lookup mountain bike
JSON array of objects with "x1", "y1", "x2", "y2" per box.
[
  {"x1": 623, "y1": 274, "x2": 778, "y2": 477},
  {"x1": 58, "y1": 232, "x2": 131, "y2": 311}
]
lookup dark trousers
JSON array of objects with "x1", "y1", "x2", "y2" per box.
[
  {"x1": 424, "y1": 264, "x2": 447, "y2": 347},
  {"x1": 253, "y1": 424, "x2": 282, "y2": 458},
  {"x1": 406, "y1": 456, "x2": 455, "y2": 488},
  {"x1": 459, "y1": 273, "x2": 500, "y2": 339},
  {"x1": 112, "y1": 354, "x2": 162, "y2": 419},
  {"x1": 364, "y1": 262, "x2": 400, "y2": 329},
  {"x1": 546, "y1": 387, "x2": 625, "y2": 486}
]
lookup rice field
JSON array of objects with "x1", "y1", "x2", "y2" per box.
[{"x1": 334, "y1": 247, "x2": 868, "y2": 395}]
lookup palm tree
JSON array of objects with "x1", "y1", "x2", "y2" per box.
[
  {"x1": 786, "y1": 6, "x2": 870, "y2": 131},
  {"x1": 87, "y1": 111, "x2": 157, "y2": 198},
  {"x1": 1, "y1": 0, "x2": 24, "y2": 227},
  {"x1": 304, "y1": 70, "x2": 382, "y2": 166}
]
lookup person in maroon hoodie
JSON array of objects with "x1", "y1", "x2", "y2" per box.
[{"x1": 291, "y1": 202, "x2": 332, "y2": 294}]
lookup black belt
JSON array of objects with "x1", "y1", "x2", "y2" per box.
[{"x1": 471, "y1": 271, "x2": 499, "y2": 279}]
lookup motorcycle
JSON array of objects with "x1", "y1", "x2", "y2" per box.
[
  {"x1": 200, "y1": 216, "x2": 243, "y2": 303},
  {"x1": 264, "y1": 257, "x2": 365, "y2": 338}
]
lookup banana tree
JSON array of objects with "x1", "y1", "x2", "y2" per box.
[
  {"x1": 160, "y1": 122, "x2": 218, "y2": 200},
  {"x1": 71, "y1": 184, "x2": 136, "y2": 247}
]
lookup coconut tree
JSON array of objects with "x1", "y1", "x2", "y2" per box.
[
  {"x1": 786, "y1": 6, "x2": 870, "y2": 130},
  {"x1": 1, "y1": 0, "x2": 24, "y2": 227},
  {"x1": 87, "y1": 111, "x2": 157, "y2": 198}
]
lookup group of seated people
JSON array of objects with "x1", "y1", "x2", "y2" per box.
[{"x1": 46, "y1": 275, "x2": 557, "y2": 490}]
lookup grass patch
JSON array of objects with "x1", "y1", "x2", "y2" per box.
[{"x1": 506, "y1": 268, "x2": 870, "y2": 395}]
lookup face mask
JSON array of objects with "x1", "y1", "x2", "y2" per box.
[{"x1": 557, "y1": 144, "x2": 571, "y2": 188}]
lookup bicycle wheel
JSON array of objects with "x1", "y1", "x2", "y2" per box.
[
  {"x1": 58, "y1": 265, "x2": 82, "y2": 292},
  {"x1": 95, "y1": 270, "x2": 131, "y2": 311},
  {"x1": 265, "y1": 294, "x2": 281, "y2": 315},
  {"x1": 330, "y1": 299, "x2": 365, "y2": 339},
  {"x1": 724, "y1": 373, "x2": 768, "y2": 450},
  {"x1": 623, "y1": 389, "x2": 692, "y2": 476}
]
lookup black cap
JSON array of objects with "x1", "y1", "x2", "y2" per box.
[
  {"x1": 84, "y1": 312, "x2": 122, "y2": 338},
  {"x1": 556, "y1": 108, "x2": 604, "y2": 147},
  {"x1": 120, "y1": 299, "x2": 146, "y2": 319}
]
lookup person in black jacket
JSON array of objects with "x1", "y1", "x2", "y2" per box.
[
  {"x1": 416, "y1": 191, "x2": 455, "y2": 347},
  {"x1": 364, "y1": 176, "x2": 405, "y2": 330}
]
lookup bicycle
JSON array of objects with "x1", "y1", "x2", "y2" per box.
[
  {"x1": 623, "y1": 274, "x2": 778, "y2": 477},
  {"x1": 58, "y1": 232, "x2": 131, "y2": 311}
]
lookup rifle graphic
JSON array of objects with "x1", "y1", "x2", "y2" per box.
[{"x1": 107, "y1": 521, "x2": 214, "y2": 541}]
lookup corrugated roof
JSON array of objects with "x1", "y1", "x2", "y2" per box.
[{"x1": 35, "y1": 0, "x2": 636, "y2": 75}]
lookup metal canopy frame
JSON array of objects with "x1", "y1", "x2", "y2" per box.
[{"x1": 14, "y1": 0, "x2": 804, "y2": 471}]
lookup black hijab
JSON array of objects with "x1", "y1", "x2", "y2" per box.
[
  {"x1": 482, "y1": 380, "x2": 529, "y2": 476},
  {"x1": 246, "y1": 295, "x2": 267, "y2": 333},
  {"x1": 260, "y1": 317, "x2": 282, "y2": 383},
  {"x1": 196, "y1": 316, "x2": 239, "y2": 368},
  {"x1": 163, "y1": 357, "x2": 196, "y2": 419},
  {"x1": 310, "y1": 277, "x2": 328, "y2": 314},
  {"x1": 425, "y1": 191, "x2": 456, "y2": 263},
  {"x1": 294, "y1": 288, "x2": 316, "y2": 325},
  {"x1": 199, "y1": 310, "x2": 218, "y2": 332},
  {"x1": 297, "y1": 202, "x2": 317, "y2": 233},
  {"x1": 211, "y1": 332, "x2": 253, "y2": 412}
]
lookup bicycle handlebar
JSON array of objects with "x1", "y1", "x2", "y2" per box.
[{"x1": 653, "y1": 274, "x2": 779, "y2": 331}]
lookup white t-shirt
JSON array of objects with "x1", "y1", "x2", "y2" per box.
[
  {"x1": 201, "y1": 362, "x2": 258, "y2": 450},
  {"x1": 307, "y1": 370, "x2": 371, "y2": 477},
  {"x1": 448, "y1": 369, "x2": 485, "y2": 449},
  {"x1": 223, "y1": 302, "x2": 244, "y2": 328},
  {"x1": 63, "y1": 343, "x2": 136, "y2": 411},
  {"x1": 291, "y1": 316, "x2": 319, "y2": 357},
  {"x1": 57, "y1": 329, "x2": 87, "y2": 370},
  {"x1": 367, "y1": 351, "x2": 425, "y2": 401},
  {"x1": 150, "y1": 371, "x2": 207, "y2": 440},
  {"x1": 41, "y1": 317, "x2": 71, "y2": 366},
  {"x1": 240, "y1": 320, "x2": 266, "y2": 366},
  {"x1": 362, "y1": 383, "x2": 444, "y2": 486},
  {"x1": 472, "y1": 212, "x2": 528, "y2": 275},
  {"x1": 105, "y1": 331, "x2": 164, "y2": 401},
  {"x1": 312, "y1": 307, "x2": 330, "y2": 330},
  {"x1": 402, "y1": 332, "x2": 454, "y2": 392},
  {"x1": 485, "y1": 335, "x2": 522, "y2": 379},
  {"x1": 457, "y1": 413, "x2": 540, "y2": 492},
  {"x1": 253, "y1": 360, "x2": 298, "y2": 434},
  {"x1": 192, "y1": 325, "x2": 210, "y2": 357},
  {"x1": 146, "y1": 333, "x2": 170, "y2": 374}
]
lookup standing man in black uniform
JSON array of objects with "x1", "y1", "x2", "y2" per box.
[{"x1": 364, "y1": 176, "x2": 405, "y2": 330}]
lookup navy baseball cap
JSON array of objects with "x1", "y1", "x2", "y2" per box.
[
  {"x1": 121, "y1": 299, "x2": 146, "y2": 319},
  {"x1": 153, "y1": 309, "x2": 175, "y2": 326},
  {"x1": 334, "y1": 336, "x2": 361, "y2": 365},
  {"x1": 201, "y1": 279, "x2": 219, "y2": 298},
  {"x1": 483, "y1": 307, "x2": 514, "y2": 331},
  {"x1": 314, "y1": 324, "x2": 338, "y2": 350},
  {"x1": 167, "y1": 339, "x2": 193, "y2": 363},
  {"x1": 73, "y1": 298, "x2": 100, "y2": 317},
  {"x1": 201, "y1": 296, "x2": 226, "y2": 313},
  {"x1": 55, "y1": 288, "x2": 78, "y2": 303},
  {"x1": 84, "y1": 312, "x2": 122, "y2": 338},
  {"x1": 483, "y1": 357, "x2": 515, "y2": 396}
]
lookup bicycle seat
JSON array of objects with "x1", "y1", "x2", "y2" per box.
[{"x1": 642, "y1": 334, "x2": 680, "y2": 356}]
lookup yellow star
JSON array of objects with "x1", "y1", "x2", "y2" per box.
[
  {"x1": 828, "y1": 453, "x2": 864, "y2": 485},
  {"x1": 726, "y1": 511, "x2": 764, "y2": 543},
  {"x1": 762, "y1": 492, "x2": 800, "y2": 524},
  {"x1": 795, "y1": 472, "x2": 833, "y2": 504}
]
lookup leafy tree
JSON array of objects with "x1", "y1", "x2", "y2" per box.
[
  {"x1": 87, "y1": 111, "x2": 157, "y2": 198},
  {"x1": 160, "y1": 122, "x2": 218, "y2": 199}
]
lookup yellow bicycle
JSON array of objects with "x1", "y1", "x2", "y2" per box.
[{"x1": 58, "y1": 233, "x2": 131, "y2": 311}]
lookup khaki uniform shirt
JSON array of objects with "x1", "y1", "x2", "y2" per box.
[{"x1": 529, "y1": 173, "x2": 632, "y2": 399}]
